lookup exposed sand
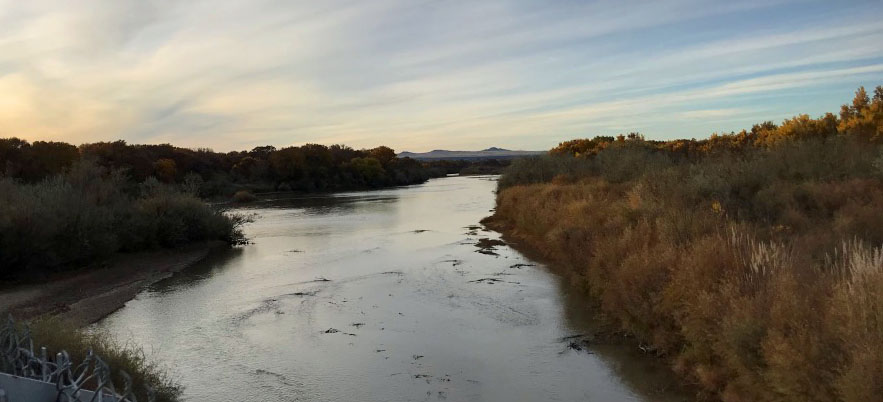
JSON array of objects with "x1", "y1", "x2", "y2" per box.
[{"x1": 0, "y1": 241, "x2": 227, "y2": 327}]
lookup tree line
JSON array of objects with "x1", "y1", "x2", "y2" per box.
[
  {"x1": 550, "y1": 86, "x2": 883, "y2": 158},
  {"x1": 0, "y1": 140, "x2": 443, "y2": 198},
  {"x1": 0, "y1": 140, "x2": 446, "y2": 282}
]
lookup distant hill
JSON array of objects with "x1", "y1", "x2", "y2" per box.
[{"x1": 398, "y1": 147, "x2": 545, "y2": 161}]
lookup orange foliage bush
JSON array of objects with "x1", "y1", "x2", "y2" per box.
[{"x1": 550, "y1": 86, "x2": 883, "y2": 158}]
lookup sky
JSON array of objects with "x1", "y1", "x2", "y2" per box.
[{"x1": 0, "y1": 0, "x2": 881, "y2": 152}]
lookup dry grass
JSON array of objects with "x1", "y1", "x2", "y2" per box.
[
  {"x1": 21, "y1": 317, "x2": 181, "y2": 402},
  {"x1": 492, "y1": 138, "x2": 883, "y2": 401},
  {"x1": 232, "y1": 190, "x2": 258, "y2": 203}
]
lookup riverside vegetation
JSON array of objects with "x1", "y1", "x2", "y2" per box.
[
  {"x1": 0, "y1": 141, "x2": 439, "y2": 399},
  {"x1": 7, "y1": 317, "x2": 183, "y2": 402},
  {"x1": 0, "y1": 140, "x2": 440, "y2": 198},
  {"x1": 0, "y1": 161, "x2": 240, "y2": 400},
  {"x1": 0, "y1": 160, "x2": 247, "y2": 282},
  {"x1": 489, "y1": 86, "x2": 883, "y2": 402},
  {"x1": 0, "y1": 141, "x2": 442, "y2": 281}
]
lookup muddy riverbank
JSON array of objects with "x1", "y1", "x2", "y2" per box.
[{"x1": 0, "y1": 241, "x2": 227, "y2": 327}]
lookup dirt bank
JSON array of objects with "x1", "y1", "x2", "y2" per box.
[{"x1": 0, "y1": 241, "x2": 228, "y2": 327}]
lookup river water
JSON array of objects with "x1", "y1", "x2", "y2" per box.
[{"x1": 97, "y1": 176, "x2": 686, "y2": 402}]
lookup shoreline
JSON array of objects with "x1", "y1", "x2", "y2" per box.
[
  {"x1": 480, "y1": 215, "x2": 626, "y2": 339},
  {"x1": 480, "y1": 214, "x2": 696, "y2": 397},
  {"x1": 0, "y1": 241, "x2": 228, "y2": 328}
]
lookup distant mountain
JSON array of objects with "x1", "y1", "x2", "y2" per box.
[{"x1": 398, "y1": 147, "x2": 544, "y2": 161}]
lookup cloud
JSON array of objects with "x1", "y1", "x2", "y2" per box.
[
  {"x1": 679, "y1": 109, "x2": 750, "y2": 120},
  {"x1": 0, "y1": 0, "x2": 881, "y2": 151}
]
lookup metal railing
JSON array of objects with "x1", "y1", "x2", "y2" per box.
[{"x1": 0, "y1": 315, "x2": 154, "y2": 402}]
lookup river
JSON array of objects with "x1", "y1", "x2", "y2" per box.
[{"x1": 96, "y1": 175, "x2": 686, "y2": 402}]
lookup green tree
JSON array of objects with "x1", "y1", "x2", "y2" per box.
[{"x1": 348, "y1": 157, "x2": 386, "y2": 186}]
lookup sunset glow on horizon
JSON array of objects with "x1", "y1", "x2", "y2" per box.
[{"x1": 1, "y1": 0, "x2": 882, "y2": 152}]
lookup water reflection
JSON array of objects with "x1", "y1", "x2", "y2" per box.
[
  {"x1": 97, "y1": 176, "x2": 687, "y2": 402},
  {"x1": 250, "y1": 193, "x2": 401, "y2": 215},
  {"x1": 558, "y1": 282, "x2": 686, "y2": 401},
  {"x1": 146, "y1": 246, "x2": 245, "y2": 294}
]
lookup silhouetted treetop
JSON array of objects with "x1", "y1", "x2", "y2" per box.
[{"x1": 0, "y1": 139, "x2": 439, "y2": 196}]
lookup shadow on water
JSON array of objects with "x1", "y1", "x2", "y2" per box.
[
  {"x1": 557, "y1": 281, "x2": 692, "y2": 401},
  {"x1": 146, "y1": 246, "x2": 245, "y2": 294},
  {"x1": 234, "y1": 192, "x2": 400, "y2": 213},
  {"x1": 500, "y1": 236, "x2": 691, "y2": 401}
]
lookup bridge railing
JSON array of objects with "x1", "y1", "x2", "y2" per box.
[{"x1": 0, "y1": 315, "x2": 155, "y2": 402}]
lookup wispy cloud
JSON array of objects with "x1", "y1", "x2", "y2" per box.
[
  {"x1": 0, "y1": 0, "x2": 881, "y2": 151},
  {"x1": 679, "y1": 109, "x2": 751, "y2": 120}
]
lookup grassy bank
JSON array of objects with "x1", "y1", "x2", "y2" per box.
[
  {"x1": 489, "y1": 87, "x2": 883, "y2": 401},
  {"x1": 6, "y1": 317, "x2": 181, "y2": 402}
]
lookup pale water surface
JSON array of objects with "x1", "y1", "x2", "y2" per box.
[{"x1": 97, "y1": 176, "x2": 686, "y2": 402}]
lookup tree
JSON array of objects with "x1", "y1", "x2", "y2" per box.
[
  {"x1": 0, "y1": 138, "x2": 79, "y2": 181},
  {"x1": 269, "y1": 147, "x2": 306, "y2": 181},
  {"x1": 762, "y1": 114, "x2": 836, "y2": 145},
  {"x1": 0, "y1": 138, "x2": 30, "y2": 177},
  {"x1": 153, "y1": 158, "x2": 177, "y2": 183},
  {"x1": 182, "y1": 172, "x2": 204, "y2": 196},
  {"x1": 369, "y1": 146, "x2": 396, "y2": 166},
  {"x1": 301, "y1": 144, "x2": 333, "y2": 177},
  {"x1": 330, "y1": 144, "x2": 359, "y2": 165},
  {"x1": 839, "y1": 86, "x2": 882, "y2": 142},
  {"x1": 27, "y1": 141, "x2": 79, "y2": 181},
  {"x1": 231, "y1": 156, "x2": 258, "y2": 178},
  {"x1": 551, "y1": 136, "x2": 614, "y2": 157},
  {"x1": 853, "y1": 86, "x2": 870, "y2": 111},
  {"x1": 249, "y1": 145, "x2": 276, "y2": 158},
  {"x1": 348, "y1": 157, "x2": 386, "y2": 186}
]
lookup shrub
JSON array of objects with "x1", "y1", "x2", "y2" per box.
[
  {"x1": 232, "y1": 190, "x2": 257, "y2": 203},
  {"x1": 23, "y1": 317, "x2": 181, "y2": 402},
  {"x1": 492, "y1": 128, "x2": 883, "y2": 399},
  {"x1": 0, "y1": 161, "x2": 245, "y2": 282}
]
